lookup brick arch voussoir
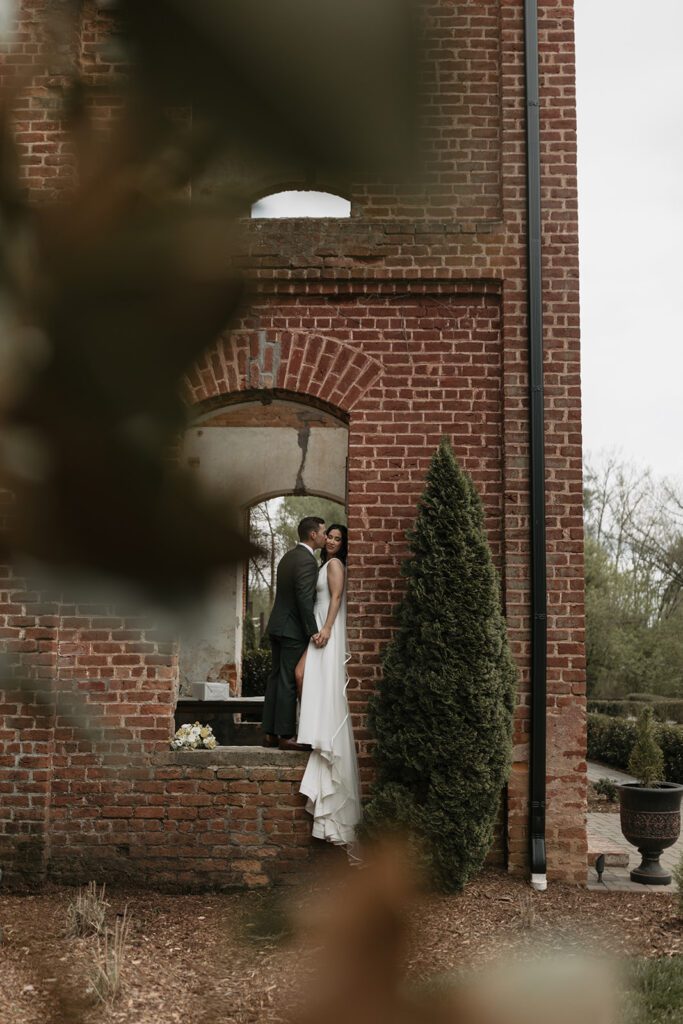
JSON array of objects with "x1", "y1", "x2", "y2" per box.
[{"x1": 182, "y1": 331, "x2": 382, "y2": 414}]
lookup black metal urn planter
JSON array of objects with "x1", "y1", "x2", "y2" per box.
[
  {"x1": 619, "y1": 781, "x2": 683, "y2": 885},
  {"x1": 618, "y1": 705, "x2": 682, "y2": 885}
]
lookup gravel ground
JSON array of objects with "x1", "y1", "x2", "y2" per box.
[{"x1": 1, "y1": 869, "x2": 681, "y2": 1024}]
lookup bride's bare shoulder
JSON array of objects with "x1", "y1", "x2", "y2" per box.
[{"x1": 325, "y1": 557, "x2": 346, "y2": 579}]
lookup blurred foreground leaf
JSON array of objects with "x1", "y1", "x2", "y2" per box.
[
  {"x1": 0, "y1": 102, "x2": 249, "y2": 601},
  {"x1": 117, "y1": 0, "x2": 418, "y2": 181},
  {"x1": 0, "y1": 0, "x2": 418, "y2": 603}
]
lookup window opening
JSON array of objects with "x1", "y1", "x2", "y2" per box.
[{"x1": 251, "y1": 190, "x2": 350, "y2": 219}]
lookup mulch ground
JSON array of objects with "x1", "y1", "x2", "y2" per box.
[{"x1": 1, "y1": 869, "x2": 681, "y2": 1024}]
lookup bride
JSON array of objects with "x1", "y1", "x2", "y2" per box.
[{"x1": 294, "y1": 524, "x2": 361, "y2": 850}]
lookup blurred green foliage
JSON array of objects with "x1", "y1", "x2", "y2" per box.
[
  {"x1": 584, "y1": 457, "x2": 683, "y2": 699},
  {"x1": 624, "y1": 957, "x2": 683, "y2": 1024}
]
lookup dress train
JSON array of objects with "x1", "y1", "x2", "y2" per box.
[{"x1": 297, "y1": 560, "x2": 361, "y2": 851}]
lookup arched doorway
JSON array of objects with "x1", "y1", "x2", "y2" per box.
[
  {"x1": 177, "y1": 395, "x2": 348, "y2": 700},
  {"x1": 245, "y1": 494, "x2": 347, "y2": 646}
]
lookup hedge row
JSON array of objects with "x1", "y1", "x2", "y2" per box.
[
  {"x1": 241, "y1": 648, "x2": 272, "y2": 697},
  {"x1": 588, "y1": 699, "x2": 683, "y2": 725},
  {"x1": 587, "y1": 713, "x2": 683, "y2": 784}
]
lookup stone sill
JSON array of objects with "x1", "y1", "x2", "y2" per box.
[{"x1": 152, "y1": 746, "x2": 308, "y2": 768}]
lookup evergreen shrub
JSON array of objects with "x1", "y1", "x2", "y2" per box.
[
  {"x1": 628, "y1": 707, "x2": 665, "y2": 786},
  {"x1": 593, "y1": 777, "x2": 618, "y2": 802},
  {"x1": 588, "y1": 698, "x2": 683, "y2": 725},
  {"x1": 660, "y1": 724, "x2": 683, "y2": 784},
  {"x1": 587, "y1": 713, "x2": 635, "y2": 768},
  {"x1": 587, "y1": 699, "x2": 626, "y2": 718},
  {"x1": 241, "y1": 648, "x2": 271, "y2": 697},
  {"x1": 587, "y1": 713, "x2": 683, "y2": 784},
  {"x1": 656, "y1": 700, "x2": 683, "y2": 726},
  {"x1": 362, "y1": 439, "x2": 517, "y2": 891}
]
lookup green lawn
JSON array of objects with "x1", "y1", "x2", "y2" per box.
[{"x1": 624, "y1": 957, "x2": 683, "y2": 1023}]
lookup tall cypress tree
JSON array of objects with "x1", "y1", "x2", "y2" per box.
[{"x1": 363, "y1": 439, "x2": 517, "y2": 891}]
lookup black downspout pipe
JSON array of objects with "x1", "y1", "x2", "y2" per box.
[{"x1": 523, "y1": 0, "x2": 548, "y2": 890}]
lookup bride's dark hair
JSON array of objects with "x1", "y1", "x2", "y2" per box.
[{"x1": 320, "y1": 523, "x2": 348, "y2": 565}]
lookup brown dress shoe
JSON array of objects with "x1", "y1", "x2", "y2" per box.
[
  {"x1": 262, "y1": 733, "x2": 278, "y2": 748},
  {"x1": 278, "y1": 738, "x2": 312, "y2": 752}
]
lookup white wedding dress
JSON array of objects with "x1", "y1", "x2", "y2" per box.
[{"x1": 297, "y1": 559, "x2": 361, "y2": 850}]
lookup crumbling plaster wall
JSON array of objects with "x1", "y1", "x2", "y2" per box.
[{"x1": 178, "y1": 399, "x2": 348, "y2": 691}]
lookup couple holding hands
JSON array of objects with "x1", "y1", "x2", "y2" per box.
[{"x1": 261, "y1": 516, "x2": 361, "y2": 851}]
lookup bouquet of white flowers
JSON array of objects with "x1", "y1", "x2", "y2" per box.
[{"x1": 170, "y1": 721, "x2": 218, "y2": 750}]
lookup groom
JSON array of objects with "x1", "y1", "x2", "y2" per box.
[{"x1": 261, "y1": 516, "x2": 326, "y2": 751}]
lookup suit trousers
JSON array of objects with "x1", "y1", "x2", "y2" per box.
[{"x1": 261, "y1": 635, "x2": 308, "y2": 737}]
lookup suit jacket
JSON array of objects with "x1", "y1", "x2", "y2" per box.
[{"x1": 266, "y1": 545, "x2": 319, "y2": 641}]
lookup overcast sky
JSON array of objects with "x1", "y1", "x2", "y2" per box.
[{"x1": 575, "y1": 0, "x2": 683, "y2": 482}]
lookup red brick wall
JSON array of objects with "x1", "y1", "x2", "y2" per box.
[
  {"x1": 0, "y1": 563, "x2": 57, "y2": 884},
  {"x1": 189, "y1": 286, "x2": 506, "y2": 766},
  {"x1": 48, "y1": 749, "x2": 318, "y2": 890},
  {"x1": 0, "y1": 0, "x2": 124, "y2": 200},
  {"x1": 0, "y1": 0, "x2": 587, "y2": 887}
]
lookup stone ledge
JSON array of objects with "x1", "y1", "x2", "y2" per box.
[
  {"x1": 587, "y1": 843, "x2": 629, "y2": 868},
  {"x1": 152, "y1": 746, "x2": 308, "y2": 768}
]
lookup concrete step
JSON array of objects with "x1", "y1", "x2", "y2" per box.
[{"x1": 588, "y1": 843, "x2": 630, "y2": 868}]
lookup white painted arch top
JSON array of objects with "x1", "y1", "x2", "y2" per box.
[{"x1": 250, "y1": 190, "x2": 351, "y2": 219}]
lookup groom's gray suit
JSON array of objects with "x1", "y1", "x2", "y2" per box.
[{"x1": 261, "y1": 544, "x2": 319, "y2": 737}]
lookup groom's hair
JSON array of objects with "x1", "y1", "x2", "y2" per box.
[{"x1": 297, "y1": 516, "x2": 325, "y2": 542}]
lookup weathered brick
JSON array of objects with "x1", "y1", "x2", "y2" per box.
[{"x1": 0, "y1": 0, "x2": 586, "y2": 890}]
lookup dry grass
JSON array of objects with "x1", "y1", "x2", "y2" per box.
[
  {"x1": 87, "y1": 907, "x2": 131, "y2": 1006},
  {"x1": 515, "y1": 891, "x2": 537, "y2": 930},
  {"x1": 65, "y1": 883, "x2": 109, "y2": 940}
]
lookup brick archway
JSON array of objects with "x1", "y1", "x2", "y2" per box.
[
  {"x1": 183, "y1": 331, "x2": 383, "y2": 413},
  {"x1": 178, "y1": 390, "x2": 349, "y2": 699}
]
